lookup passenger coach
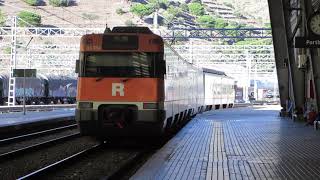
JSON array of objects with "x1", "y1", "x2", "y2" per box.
[{"x1": 75, "y1": 27, "x2": 234, "y2": 138}]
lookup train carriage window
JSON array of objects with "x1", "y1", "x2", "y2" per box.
[
  {"x1": 102, "y1": 35, "x2": 138, "y2": 50},
  {"x1": 80, "y1": 52, "x2": 164, "y2": 78}
]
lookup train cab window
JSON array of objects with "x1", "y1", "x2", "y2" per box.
[{"x1": 79, "y1": 52, "x2": 164, "y2": 78}]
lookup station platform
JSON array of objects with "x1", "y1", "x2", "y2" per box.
[
  {"x1": 0, "y1": 109, "x2": 75, "y2": 137},
  {"x1": 0, "y1": 109, "x2": 75, "y2": 127},
  {"x1": 132, "y1": 105, "x2": 320, "y2": 180}
]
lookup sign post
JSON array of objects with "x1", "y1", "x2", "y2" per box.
[{"x1": 13, "y1": 69, "x2": 37, "y2": 115}]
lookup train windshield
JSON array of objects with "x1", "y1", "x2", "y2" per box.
[{"x1": 80, "y1": 52, "x2": 162, "y2": 78}]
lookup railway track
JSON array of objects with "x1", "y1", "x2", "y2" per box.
[
  {"x1": 0, "y1": 123, "x2": 80, "y2": 161},
  {"x1": 0, "y1": 108, "x2": 218, "y2": 179},
  {"x1": 0, "y1": 132, "x2": 80, "y2": 160},
  {"x1": 1, "y1": 121, "x2": 187, "y2": 179},
  {"x1": 105, "y1": 149, "x2": 151, "y2": 180},
  {"x1": 14, "y1": 140, "x2": 157, "y2": 180},
  {"x1": 0, "y1": 124, "x2": 78, "y2": 145},
  {"x1": 17, "y1": 143, "x2": 103, "y2": 180}
]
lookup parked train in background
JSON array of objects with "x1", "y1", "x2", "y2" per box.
[
  {"x1": 75, "y1": 26, "x2": 235, "y2": 139},
  {"x1": 0, "y1": 74, "x2": 77, "y2": 105}
]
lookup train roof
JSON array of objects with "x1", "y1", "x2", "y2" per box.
[
  {"x1": 110, "y1": 27, "x2": 153, "y2": 34},
  {"x1": 202, "y1": 68, "x2": 227, "y2": 76}
]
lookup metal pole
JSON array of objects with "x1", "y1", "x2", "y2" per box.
[
  {"x1": 273, "y1": 67, "x2": 277, "y2": 102},
  {"x1": 23, "y1": 69, "x2": 26, "y2": 115},
  {"x1": 8, "y1": 16, "x2": 17, "y2": 106},
  {"x1": 254, "y1": 63, "x2": 257, "y2": 100}
]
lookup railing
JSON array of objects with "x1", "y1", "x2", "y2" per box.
[
  {"x1": 0, "y1": 27, "x2": 272, "y2": 39},
  {"x1": 157, "y1": 28, "x2": 272, "y2": 39}
]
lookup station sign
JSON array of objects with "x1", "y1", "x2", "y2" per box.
[
  {"x1": 295, "y1": 36, "x2": 320, "y2": 48},
  {"x1": 13, "y1": 69, "x2": 37, "y2": 78}
]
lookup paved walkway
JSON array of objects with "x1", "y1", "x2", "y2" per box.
[
  {"x1": 0, "y1": 109, "x2": 75, "y2": 127},
  {"x1": 132, "y1": 105, "x2": 320, "y2": 180}
]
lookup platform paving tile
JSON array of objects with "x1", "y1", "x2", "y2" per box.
[
  {"x1": 0, "y1": 109, "x2": 75, "y2": 127},
  {"x1": 131, "y1": 106, "x2": 320, "y2": 180}
]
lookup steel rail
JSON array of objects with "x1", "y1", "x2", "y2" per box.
[
  {"x1": 0, "y1": 132, "x2": 80, "y2": 160},
  {"x1": 0, "y1": 124, "x2": 77, "y2": 145},
  {"x1": 17, "y1": 143, "x2": 102, "y2": 180},
  {"x1": 104, "y1": 151, "x2": 146, "y2": 180}
]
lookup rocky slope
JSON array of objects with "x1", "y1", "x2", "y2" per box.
[{"x1": 0, "y1": 0, "x2": 269, "y2": 28}]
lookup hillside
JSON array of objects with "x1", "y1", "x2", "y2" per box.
[
  {"x1": 0, "y1": 0, "x2": 145, "y2": 28},
  {"x1": 0, "y1": 0, "x2": 269, "y2": 28},
  {"x1": 217, "y1": 0, "x2": 270, "y2": 26}
]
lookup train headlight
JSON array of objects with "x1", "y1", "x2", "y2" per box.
[
  {"x1": 78, "y1": 102, "x2": 93, "y2": 109},
  {"x1": 143, "y1": 103, "x2": 158, "y2": 109}
]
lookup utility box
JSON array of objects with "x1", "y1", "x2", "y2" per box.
[{"x1": 13, "y1": 69, "x2": 37, "y2": 78}]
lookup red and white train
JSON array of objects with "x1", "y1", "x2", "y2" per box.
[{"x1": 76, "y1": 27, "x2": 234, "y2": 139}]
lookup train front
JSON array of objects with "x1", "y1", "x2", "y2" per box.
[{"x1": 76, "y1": 27, "x2": 166, "y2": 138}]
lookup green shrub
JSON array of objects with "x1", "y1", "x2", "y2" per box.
[
  {"x1": 163, "y1": 11, "x2": 174, "y2": 25},
  {"x1": 3, "y1": 47, "x2": 11, "y2": 54},
  {"x1": 236, "y1": 39, "x2": 273, "y2": 45},
  {"x1": 130, "y1": 3, "x2": 153, "y2": 18},
  {"x1": 197, "y1": 15, "x2": 229, "y2": 28},
  {"x1": 191, "y1": 0, "x2": 202, "y2": 3},
  {"x1": 49, "y1": 0, "x2": 69, "y2": 7},
  {"x1": 82, "y1": 13, "x2": 99, "y2": 20},
  {"x1": 180, "y1": 3, "x2": 189, "y2": 12},
  {"x1": 264, "y1": 23, "x2": 271, "y2": 28},
  {"x1": 44, "y1": 41, "x2": 52, "y2": 45},
  {"x1": 148, "y1": 0, "x2": 169, "y2": 10},
  {"x1": 125, "y1": 20, "x2": 135, "y2": 26},
  {"x1": 223, "y1": 2, "x2": 234, "y2": 8},
  {"x1": 215, "y1": 18, "x2": 228, "y2": 28},
  {"x1": 197, "y1": 15, "x2": 215, "y2": 28},
  {"x1": 167, "y1": 6, "x2": 182, "y2": 17},
  {"x1": 116, "y1": 8, "x2": 125, "y2": 15},
  {"x1": 188, "y1": 3, "x2": 204, "y2": 16},
  {"x1": 225, "y1": 22, "x2": 241, "y2": 29},
  {"x1": 17, "y1": 11, "x2": 41, "y2": 27},
  {"x1": 24, "y1": 0, "x2": 40, "y2": 6},
  {"x1": 0, "y1": 10, "x2": 5, "y2": 26}
]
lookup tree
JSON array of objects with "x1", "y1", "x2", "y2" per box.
[
  {"x1": 130, "y1": 3, "x2": 153, "y2": 18},
  {"x1": 188, "y1": 3, "x2": 204, "y2": 16},
  {"x1": 17, "y1": 11, "x2": 41, "y2": 27}
]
